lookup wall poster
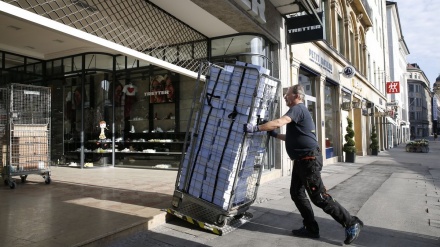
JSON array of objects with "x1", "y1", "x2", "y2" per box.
[{"x1": 146, "y1": 72, "x2": 177, "y2": 103}]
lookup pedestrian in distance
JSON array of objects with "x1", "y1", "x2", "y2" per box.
[{"x1": 244, "y1": 84, "x2": 363, "y2": 245}]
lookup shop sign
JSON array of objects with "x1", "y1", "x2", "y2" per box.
[
  {"x1": 234, "y1": 0, "x2": 266, "y2": 24},
  {"x1": 386, "y1": 81, "x2": 400, "y2": 94},
  {"x1": 386, "y1": 101, "x2": 399, "y2": 107},
  {"x1": 362, "y1": 109, "x2": 370, "y2": 116},
  {"x1": 352, "y1": 79, "x2": 362, "y2": 94},
  {"x1": 286, "y1": 12, "x2": 323, "y2": 44},
  {"x1": 374, "y1": 112, "x2": 385, "y2": 117},
  {"x1": 308, "y1": 48, "x2": 333, "y2": 73},
  {"x1": 352, "y1": 101, "x2": 361, "y2": 109},
  {"x1": 342, "y1": 65, "x2": 356, "y2": 79},
  {"x1": 341, "y1": 102, "x2": 352, "y2": 111}
]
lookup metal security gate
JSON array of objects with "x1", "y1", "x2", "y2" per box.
[{"x1": 1, "y1": 84, "x2": 51, "y2": 189}]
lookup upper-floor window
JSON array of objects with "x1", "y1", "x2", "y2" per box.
[
  {"x1": 415, "y1": 84, "x2": 420, "y2": 93},
  {"x1": 409, "y1": 84, "x2": 414, "y2": 92},
  {"x1": 338, "y1": 16, "x2": 344, "y2": 54}
]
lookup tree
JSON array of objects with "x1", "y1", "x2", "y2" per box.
[
  {"x1": 370, "y1": 125, "x2": 379, "y2": 155},
  {"x1": 343, "y1": 117, "x2": 356, "y2": 153}
]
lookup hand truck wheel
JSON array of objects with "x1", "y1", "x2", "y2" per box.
[
  {"x1": 233, "y1": 214, "x2": 244, "y2": 220},
  {"x1": 9, "y1": 180, "x2": 16, "y2": 189},
  {"x1": 216, "y1": 214, "x2": 230, "y2": 227}
]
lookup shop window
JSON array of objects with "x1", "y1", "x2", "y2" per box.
[
  {"x1": 324, "y1": 84, "x2": 337, "y2": 159},
  {"x1": 298, "y1": 69, "x2": 317, "y2": 97},
  {"x1": 63, "y1": 57, "x2": 73, "y2": 73},
  {"x1": 73, "y1": 55, "x2": 83, "y2": 71},
  {"x1": 85, "y1": 54, "x2": 114, "y2": 70},
  {"x1": 4, "y1": 53, "x2": 24, "y2": 69},
  {"x1": 115, "y1": 56, "x2": 126, "y2": 70},
  {"x1": 210, "y1": 34, "x2": 271, "y2": 69}
]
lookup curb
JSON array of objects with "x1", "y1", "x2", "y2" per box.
[{"x1": 77, "y1": 211, "x2": 168, "y2": 247}]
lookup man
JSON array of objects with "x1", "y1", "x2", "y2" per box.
[{"x1": 244, "y1": 84, "x2": 363, "y2": 245}]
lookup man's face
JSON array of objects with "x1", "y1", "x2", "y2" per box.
[{"x1": 283, "y1": 87, "x2": 297, "y2": 107}]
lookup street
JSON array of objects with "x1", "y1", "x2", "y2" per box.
[{"x1": 105, "y1": 138, "x2": 440, "y2": 247}]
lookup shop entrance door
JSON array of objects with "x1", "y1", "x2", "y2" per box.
[{"x1": 305, "y1": 95, "x2": 317, "y2": 126}]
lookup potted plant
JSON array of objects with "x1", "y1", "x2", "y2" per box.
[
  {"x1": 370, "y1": 125, "x2": 379, "y2": 155},
  {"x1": 343, "y1": 117, "x2": 356, "y2": 162}
]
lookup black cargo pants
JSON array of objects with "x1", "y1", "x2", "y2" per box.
[{"x1": 290, "y1": 149, "x2": 355, "y2": 233}]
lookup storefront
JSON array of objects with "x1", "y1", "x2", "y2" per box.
[
  {"x1": 3, "y1": 0, "x2": 337, "y2": 180},
  {"x1": 1, "y1": 28, "x2": 277, "y2": 170}
]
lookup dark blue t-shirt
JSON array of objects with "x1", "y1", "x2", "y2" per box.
[{"x1": 284, "y1": 103, "x2": 318, "y2": 160}]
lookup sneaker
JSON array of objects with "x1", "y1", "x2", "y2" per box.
[
  {"x1": 291, "y1": 226, "x2": 320, "y2": 239},
  {"x1": 344, "y1": 217, "x2": 363, "y2": 244}
]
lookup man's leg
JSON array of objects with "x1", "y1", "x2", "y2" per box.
[
  {"x1": 302, "y1": 154, "x2": 353, "y2": 227},
  {"x1": 290, "y1": 161, "x2": 319, "y2": 235},
  {"x1": 303, "y1": 153, "x2": 363, "y2": 244}
]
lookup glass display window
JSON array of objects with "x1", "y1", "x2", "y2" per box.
[{"x1": 324, "y1": 83, "x2": 337, "y2": 158}]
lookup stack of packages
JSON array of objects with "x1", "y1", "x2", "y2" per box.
[{"x1": 179, "y1": 62, "x2": 277, "y2": 210}]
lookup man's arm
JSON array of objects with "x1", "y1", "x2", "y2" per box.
[
  {"x1": 244, "y1": 115, "x2": 291, "y2": 141},
  {"x1": 257, "y1": 115, "x2": 291, "y2": 131},
  {"x1": 257, "y1": 115, "x2": 291, "y2": 141}
]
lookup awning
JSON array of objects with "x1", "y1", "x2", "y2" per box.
[
  {"x1": 386, "y1": 117, "x2": 398, "y2": 126},
  {"x1": 0, "y1": 2, "x2": 202, "y2": 80}
]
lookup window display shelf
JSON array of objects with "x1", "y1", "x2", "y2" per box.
[
  {"x1": 129, "y1": 119, "x2": 148, "y2": 122},
  {"x1": 67, "y1": 150, "x2": 183, "y2": 155}
]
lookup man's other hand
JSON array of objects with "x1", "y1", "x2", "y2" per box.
[{"x1": 268, "y1": 130, "x2": 278, "y2": 138}]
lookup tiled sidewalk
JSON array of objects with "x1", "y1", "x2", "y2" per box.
[
  {"x1": 2, "y1": 136, "x2": 438, "y2": 247},
  {"x1": 0, "y1": 167, "x2": 177, "y2": 247}
]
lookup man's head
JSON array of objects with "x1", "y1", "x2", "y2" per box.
[{"x1": 284, "y1": 84, "x2": 305, "y2": 107}]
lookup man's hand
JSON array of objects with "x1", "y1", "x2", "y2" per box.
[
  {"x1": 268, "y1": 130, "x2": 278, "y2": 138},
  {"x1": 244, "y1": 123, "x2": 259, "y2": 133}
]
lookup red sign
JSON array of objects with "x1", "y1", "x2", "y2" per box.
[{"x1": 386, "y1": 81, "x2": 400, "y2": 94}]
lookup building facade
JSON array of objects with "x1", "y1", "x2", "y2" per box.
[
  {"x1": 0, "y1": 0, "x2": 293, "y2": 179},
  {"x1": 432, "y1": 75, "x2": 440, "y2": 135},
  {"x1": 407, "y1": 63, "x2": 432, "y2": 139},
  {"x1": 386, "y1": 1, "x2": 410, "y2": 145},
  {"x1": 0, "y1": 0, "x2": 416, "y2": 183}
]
